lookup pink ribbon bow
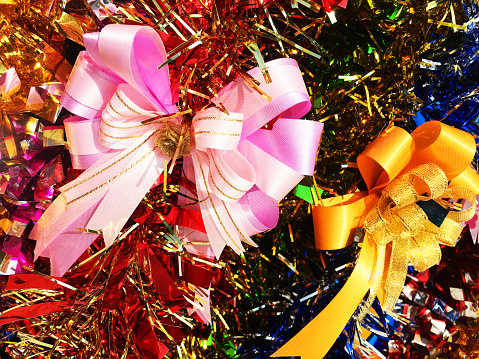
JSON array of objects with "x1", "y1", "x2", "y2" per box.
[{"x1": 30, "y1": 24, "x2": 323, "y2": 277}]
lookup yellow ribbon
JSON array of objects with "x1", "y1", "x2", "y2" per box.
[{"x1": 272, "y1": 121, "x2": 479, "y2": 359}]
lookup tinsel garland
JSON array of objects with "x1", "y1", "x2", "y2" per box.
[{"x1": 1, "y1": 0, "x2": 479, "y2": 358}]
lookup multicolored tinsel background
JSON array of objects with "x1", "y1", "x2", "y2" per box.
[{"x1": 1, "y1": 0, "x2": 479, "y2": 358}]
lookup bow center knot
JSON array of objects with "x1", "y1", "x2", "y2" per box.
[
  {"x1": 155, "y1": 122, "x2": 192, "y2": 159},
  {"x1": 364, "y1": 162, "x2": 449, "y2": 246}
]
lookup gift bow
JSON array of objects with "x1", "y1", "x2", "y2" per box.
[
  {"x1": 272, "y1": 121, "x2": 479, "y2": 359},
  {"x1": 30, "y1": 24, "x2": 323, "y2": 277},
  {"x1": 362, "y1": 162, "x2": 475, "y2": 319}
]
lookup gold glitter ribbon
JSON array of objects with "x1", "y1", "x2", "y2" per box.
[
  {"x1": 272, "y1": 121, "x2": 479, "y2": 359},
  {"x1": 361, "y1": 163, "x2": 476, "y2": 319}
]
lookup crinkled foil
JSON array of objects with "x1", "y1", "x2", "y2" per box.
[{"x1": 2, "y1": 0, "x2": 479, "y2": 358}]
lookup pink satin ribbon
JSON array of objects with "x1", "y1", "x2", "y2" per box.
[{"x1": 30, "y1": 24, "x2": 323, "y2": 277}]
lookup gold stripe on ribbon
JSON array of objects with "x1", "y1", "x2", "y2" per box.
[
  {"x1": 99, "y1": 128, "x2": 143, "y2": 140},
  {"x1": 195, "y1": 152, "x2": 244, "y2": 253},
  {"x1": 67, "y1": 147, "x2": 157, "y2": 205},
  {"x1": 209, "y1": 150, "x2": 248, "y2": 193},
  {"x1": 192, "y1": 116, "x2": 243, "y2": 124},
  {"x1": 63, "y1": 132, "x2": 157, "y2": 194},
  {"x1": 114, "y1": 91, "x2": 144, "y2": 115},
  {"x1": 108, "y1": 101, "x2": 138, "y2": 118},
  {"x1": 195, "y1": 131, "x2": 241, "y2": 137}
]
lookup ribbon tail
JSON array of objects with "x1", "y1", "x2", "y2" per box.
[
  {"x1": 33, "y1": 149, "x2": 163, "y2": 274},
  {"x1": 31, "y1": 134, "x2": 165, "y2": 276},
  {"x1": 31, "y1": 196, "x2": 104, "y2": 276},
  {"x1": 31, "y1": 193, "x2": 96, "y2": 257},
  {"x1": 221, "y1": 200, "x2": 256, "y2": 246},
  {"x1": 357, "y1": 242, "x2": 386, "y2": 321},
  {"x1": 226, "y1": 201, "x2": 259, "y2": 247},
  {"x1": 86, "y1": 150, "x2": 166, "y2": 246},
  {"x1": 201, "y1": 193, "x2": 244, "y2": 258},
  {"x1": 383, "y1": 237, "x2": 409, "y2": 311},
  {"x1": 271, "y1": 235, "x2": 376, "y2": 359},
  {"x1": 176, "y1": 157, "x2": 216, "y2": 259},
  {"x1": 191, "y1": 151, "x2": 245, "y2": 258}
]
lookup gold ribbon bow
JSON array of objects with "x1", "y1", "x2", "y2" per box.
[
  {"x1": 272, "y1": 121, "x2": 479, "y2": 359},
  {"x1": 361, "y1": 162, "x2": 475, "y2": 319}
]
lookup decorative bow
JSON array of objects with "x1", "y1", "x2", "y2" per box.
[
  {"x1": 361, "y1": 162, "x2": 475, "y2": 319},
  {"x1": 30, "y1": 24, "x2": 323, "y2": 277},
  {"x1": 273, "y1": 121, "x2": 479, "y2": 359}
]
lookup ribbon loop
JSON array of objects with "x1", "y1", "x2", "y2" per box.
[
  {"x1": 62, "y1": 52, "x2": 122, "y2": 119},
  {"x1": 104, "y1": 83, "x2": 157, "y2": 120},
  {"x1": 409, "y1": 235, "x2": 441, "y2": 270},
  {"x1": 206, "y1": 149, "x2": 255, "y2": 203},
  {"x1": 435, "y1": 218, "x2": 463, "y2": 246},
  {"x1": 409, "y1": 121, "x2": 477, "y2": 179},
  {"x1": 395, "y1": 203, "x2": 427, "y2": 233},
  {"x1": 94, "y1": 25, "x2": 174, "y2": 113},
  {"x1": 64, "y1": 116, "x2": 110, "y2": 170},
  {"x1": 442, "y1": 186, "x2": 477, "y2": 222},
  {"x1": 384, "y1": 163, "x2": 448, "y2": 209},
  {"x1": 357, "y1": 126, "x2": 414, "y2": 192},
  {"x1": 192, "y1": 108, "x2": 244, "y2": 151},
  {"x1": 383, "y1": 177, "x2": 419, "y2": 209},
  {"x1": 407, "y1": 162, "x2": 449, "y2": 198},
  {"x1": 99, "y1": 84, "x2": 162, "y2": 150}
]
